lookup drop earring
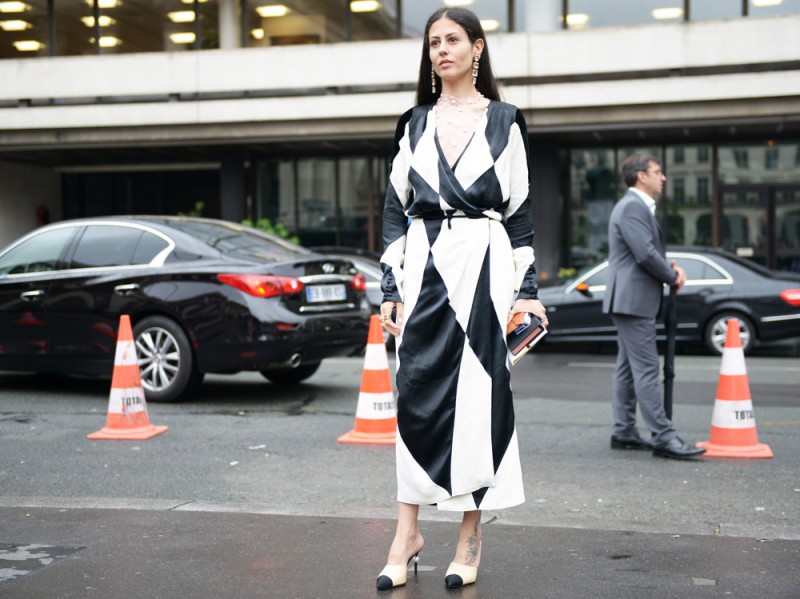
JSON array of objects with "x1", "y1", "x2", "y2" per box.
[
  {"x1": 472, "y1": 55, "x2": 480, "y2": 86},
  {"x1": 431, "y1": 66, "x2": 436, "y2": 94}
]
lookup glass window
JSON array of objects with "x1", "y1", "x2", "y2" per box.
[
  {"x1": 566, "y1": 0, "x2": 683, "y2": 29},
  {"x1": 721, "y1": 187, "x2": 768, "y2": 267},
  {"x1": 749, "y1": 0, "x2": 800, "y2": 17},
  {"x1": 776, "y1": 187, "x2": 800, "y2": 272},
  {"x1": 674, "y1": 147, "x2": 684, "y2": 164},
  {"x1": 664, "y1": 146, "x2": 712, "y2": 245},
  {"x1": 0, "y1": 227, "x2": 75, "y2": 275},
  {"x1": 70, "y1": 225, "x2": 144, "y2": 268},
  {"x1": 0, "y1": 0, "x2": 49, "y2": 59},
  {"x1": 733, "y1": 149, "x2": 749, "y2": 169},
  {"x1": 673, "y1": 257, "x2": 728, "y2": 281},
  {"x1": 584, "y1": 265, "x2": 608, "y2": 287},
  {"x1": 245, "y1": 0, "x2": 349, "y2": 47},
  {"x1": 255, "y1": 159, "x2": 296, "y2": 234},
  {"x1": 403, "y1": 0, "x2": 509, "y2": 37},
  {"x1": 569, "y1": 148, "x2": 617, "y2": 268},
  {"x1": 352, "y1": 0, "x2": 398, "y2": 41},
  {"x1": 698, "y1": 177, "x2": 710, "y2": 204},
  {"x1": 132, "y1": 232, "x2": 170, "y2": 264},
  {"x1": 720, "y1": 143, "x2": 799, "y2": 184},
  {"x1": 690, "y1": 0, "x2": 742, "y2": 20},
  {"x1": 673, "y1": 178, "x2": 685, "y2": 203},
  {"x1": 698, "y1": 146, "x2": 710, "y2": 162},
  {"x1": 339, "y1": 156, "x2": 387, "y2": 250},
  {"x1": 297, "y1": 158, "x2": 336, "y2": 246},
  {"x1": 765, "y1": 147, "x2": 779, "y2": 169}
]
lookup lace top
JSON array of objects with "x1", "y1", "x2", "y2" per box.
[{"x1": 435, "y1": 92, "x2": 490, "y2": 167}]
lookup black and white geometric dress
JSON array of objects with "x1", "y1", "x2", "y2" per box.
[{"x1": 380, "y1": 100, "x2": 538, "y2": 512}]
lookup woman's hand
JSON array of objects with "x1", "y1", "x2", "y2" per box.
[
  {"x1": 508, "y1": 298, "x2": 548, "y2": 326},
  {"x1": 380, "y1": 301, "x2": 404, "y2": 337}
]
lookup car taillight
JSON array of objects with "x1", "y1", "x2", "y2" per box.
[
  {"x1": 350, "y1": 272, "x2": 367, "y2": 291},
  {"x1": 217, "y1": 274, "x2": 304, "y2": 298},
  {"x1": 780, "y1": 288, "x2": 800, "y2": 306}
]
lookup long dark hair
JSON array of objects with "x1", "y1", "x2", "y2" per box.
[{"x1": 415, "y1": 7, "x2": 501, "y2": 106}]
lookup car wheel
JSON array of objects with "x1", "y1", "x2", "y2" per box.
[
  {"x1": 704, "y1": 312, "x2": 754, "y2": 356},
  {"x1": 260, "y1": 362, "x2": 321, "y2": 384},
  {"x1": 133, "y1": 316, "x2": 199, "y2": 402}
]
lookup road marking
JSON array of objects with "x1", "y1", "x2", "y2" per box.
[
  {"x1": 761, "y1": 421, "x2": 800, "y2": 426},
  {"x1": 568, "y1": 362, "x2": 799, "y2": 372}
]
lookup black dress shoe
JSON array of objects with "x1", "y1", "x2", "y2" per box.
[
  {"x1": 652, "y1": 437, "x2": 706, "y2": 460},
  {"x1": 610, "y1": 435, "x2": 653, "y2": 450}
]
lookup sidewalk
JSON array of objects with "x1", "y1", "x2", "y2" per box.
[{"x1": 2, "y1": 506, "x2": 798, "y2": 599}]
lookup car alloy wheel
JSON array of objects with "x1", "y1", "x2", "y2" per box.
[
  {"x1": 133, "y1": 315, "x2": 198, "y2": 402},
  {"x1": 705, "y1": 312, "x2": 754, "y2": 355}
]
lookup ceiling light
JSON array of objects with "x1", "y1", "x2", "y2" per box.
[
  {"x1": 84, "y1": 0, "x2": 120, "y2": 7},
  {"x1": 251, "y1": 28, "x2": 265, "y2": 40},
  {"x1": 99, "y1": 36, "x2": 121, "y2": 47},
  {"x1": 565, "y1": 13, "x2": 589, "y2": 27},
  {"x1": 256, "y1": 4, "x2": 289, "y2": 17},
  {"x1": 652, "y1": 7, "x2": 683, "y2": 20},
  {"x1": 13, "y1": 39, "x2": 43, "y2": 51},
  {"x1": 81, "y1": 15, "x2": 116, "y2": 27},
  {"x1": 169, "y1": 32, "x2": 196, "y2": 44},
  {"x1": 480, "y1": 19, "x2": 500, "y2": 32},
  {"x1": 443, "y1": 0, "x2": 473, "y2": 6},
  {"x1": 752, "y1": 0, "x2": 783, "y2": 6},
  {"x1": 180, "y1": 0, "x2": 207, "y2": 3},
  {"x1": 0, "y1": 1, "x2": 29, "y2": 12},
  {"x1": 168, "y1": 10, "x2": 195, "y2": 23},
  {"x1": 0, "y1": 19, "x2": 30, "y2": 30},
  {"x1": 350, "y1": 1, "x2": 381, "y2": 13}
]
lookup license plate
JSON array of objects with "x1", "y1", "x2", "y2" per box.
[{"x1": 305, "y1": 284, "x2": 347, "y2": 303}]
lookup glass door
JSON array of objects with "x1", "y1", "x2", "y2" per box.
[{"x1": 720, "y1": 184, "x2": 800, "y2": 272}]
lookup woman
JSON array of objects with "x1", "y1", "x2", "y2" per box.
[{"x1": 376, "y1": 7, "x2": 547, "y2": 591}]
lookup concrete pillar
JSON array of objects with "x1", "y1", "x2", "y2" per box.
[
  {"x1": 218, "y1": 0, "x2": 241, "y2": 50},
  {"x1": 530, "y1": 140, "x2": 562, "y2": 283},
  {"x1": 220, "y1": 150, "x2": 246, "y2": 223}
]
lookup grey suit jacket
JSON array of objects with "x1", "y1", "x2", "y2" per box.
[{"x1": 602, "y1": 190, "x2": 677, "y2": 319}]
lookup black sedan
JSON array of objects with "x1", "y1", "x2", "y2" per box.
[
  {"x1": 538, "y1": 247, "x2": 800, "y2": 354},
  {"x1": 0, "y1": 217, "x2": 371, "y2": 401}
]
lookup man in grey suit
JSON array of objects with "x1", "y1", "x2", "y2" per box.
[{"x1": 603, "y1": 153, "x2": 705, "y2": 460}]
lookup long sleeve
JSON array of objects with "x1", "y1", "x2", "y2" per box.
[
  {"x1": 502, "y1": 109, "x2": 538, "y2": 300},
  {"x1": 380, "y1": 108, "x2": 414, "y2": 302},
  {"x1": 619, "y1": 200, "x2": 678, "y2": 286}
]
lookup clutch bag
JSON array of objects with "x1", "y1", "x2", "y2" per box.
[{"x1": 506, "y1": 312, "x2": 547, "y2": 365}]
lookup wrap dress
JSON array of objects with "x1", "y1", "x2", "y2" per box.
[{"x1": 380, "y1": 100, "x2": 538, "y2": 511}]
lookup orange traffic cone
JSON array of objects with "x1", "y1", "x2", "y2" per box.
[
  {"x1": 697, "y1": 318, "x2": 772, "y2": 458},
  {"x1": 338, "y1": 314, "x2": 397, "y2": 445},
  {"x1": 88, "y1": 315, "x2": 168, "y2": 441}
]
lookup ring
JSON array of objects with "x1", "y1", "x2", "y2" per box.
[{"x1": 380, "y1": 316, "x2": 388, "y2": 322}]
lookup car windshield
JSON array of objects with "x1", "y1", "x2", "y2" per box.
[{"x1": 151, "y1": 219, "x2": 310, "y2": 262}]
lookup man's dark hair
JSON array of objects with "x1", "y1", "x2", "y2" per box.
[
  {"x1": 622, "y1": 153, "x2": 660, "y2": 187},
  {"x1": 415, "y1": 7, "x2": 501, "y2": 106}
]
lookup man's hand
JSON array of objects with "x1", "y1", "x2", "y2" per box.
[{"x1": 670, "y1": 260, "x2": 687, "y2": 292}]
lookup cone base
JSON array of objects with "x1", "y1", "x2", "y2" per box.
[
  {"x1": 696, "y1": 440, "x2": 773, "y2": 459},
  {"x1": 337, "y1": 429, "x2": 396, "y2": 445},
  {"x1": 88, "y1": 424, "x2": 168, "y2": 441}
]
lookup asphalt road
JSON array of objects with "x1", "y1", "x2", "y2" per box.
[
  {"x1": 1, "y1": 351, "x2": 798, "y2": 536},
  {"x1": 1, "y1": 351, "x2": 799, "y2": 596}
]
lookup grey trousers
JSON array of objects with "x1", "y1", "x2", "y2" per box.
[{"x1": 611, "y1": 314, "x2": 677, "y2": 444}]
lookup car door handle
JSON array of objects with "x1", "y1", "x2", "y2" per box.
[
  {"x1": 114, "y1": 283, "x2": 141, "y2": 295},
  {"x1": 20, "y1": 289, "x2": 45, "y2": 301}
]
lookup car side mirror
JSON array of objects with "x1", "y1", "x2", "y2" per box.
[{"x1": 575, "y1": 282, "x2": 593, "y2": 298}]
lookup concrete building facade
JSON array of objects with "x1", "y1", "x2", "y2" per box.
[{"x1": 1, "y1": 1, "x2": 799, "y2": 278}]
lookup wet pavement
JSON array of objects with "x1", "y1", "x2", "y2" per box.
[{"x1": 1, "y1": 505, "x2": 799, "y2": 598}]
